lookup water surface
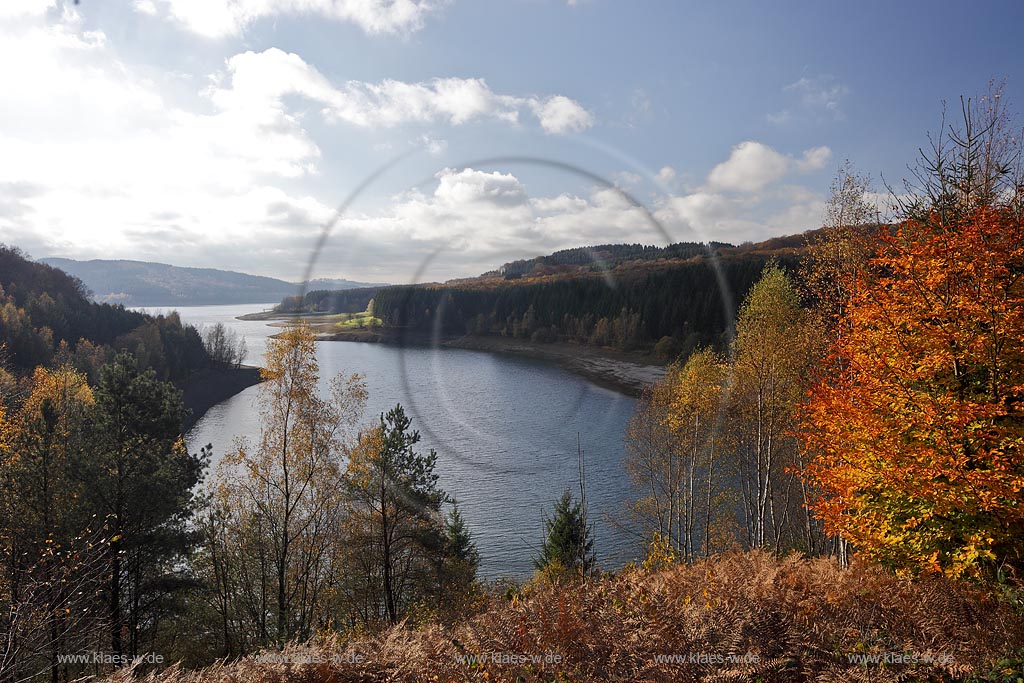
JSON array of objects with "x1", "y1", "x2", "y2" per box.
[{"x1": 150, "y1": 304, "x2": 642, "y2": 579}]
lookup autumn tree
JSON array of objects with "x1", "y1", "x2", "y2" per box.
[
  {"x1": 797, "y1": 162, "x2": 879, "y2": 563},
  {"x1": 801, "y1": 160, "x2": 878, "y2": 329},
  {"x1": 0, "y1": 367, "x2": 98, "y2": 683},
  {"x1": 210, "y1": 325, "x2": 366, "y2": 647},
  {"x1": 727, "y1": 264, "x2": 818, "y2": 552},
  {"x1": 625, "y1": 348, "x2": 727, "y2": 561},
  {"x1": 624, "y1": 375, "x2": 679, "y2": 553},
  {"x1": 802, "y1": 88, "x2": 1024, "y2": 578},
  {"x1": 665, "y1": 348, "x2": 729, "y2": 560}
]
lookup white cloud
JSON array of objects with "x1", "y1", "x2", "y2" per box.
[
  {"x1": 188, "y1": 167, "x2": 657, "y2": 281},
  {"x1": 529, "y1": 95, "x2": 594, "y2": 135},
  {"x1": 434, "y1": 168, "x2": 527, "y2": 208},
  {"x1": 0, "y1": 11, "x2": 601, "y2": 283},
  {"x1": 208, "y1": 49, "x2": 593, "y2": 134},
  {"x1": 796, "y1": 145, "x2": 831, "y2": 172},
  {"x1": 149, "y1": 0, "x2": 445, "y2": 37},
  {"x1": 0, "y1": 17, "x2": 329, "y2": 264},
  {"x1": 657, "y1": 191, "x2": 760, "y2": 239},
  {"x1": 708, "y1": 141, "x2": 792, "y2": 192},
  {"x1": 650, "y1": 141, "x2": 835, "y2": 243},
  {"x1": 531, "y1": 194, "x2": 589, "y2": 214},
  {"x1": 654, "y1": 184, "x2": 828, "y2": 245},
  {"x1": 656, "y1": 165, "x2": 676, "y2": 185},
  {"x1": 0, "y1": 0, "x2": 54, "y2": 20},
  {"x1": 707, "y1": 141, "x2": 831, "y2": 193},
  {"x1": 417, "y1": 134, "x2": 447, "y2": 155}
]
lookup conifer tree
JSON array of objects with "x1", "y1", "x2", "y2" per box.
[
  {"x1": 85, "y1": 352, "x2": 206, "y2": 658},
  {"x1": 343, "y1": 404, "x2": 447, "y2": 626},
  {"x1": 535, "y1": 489, "x2": 595, "y2": 576}
]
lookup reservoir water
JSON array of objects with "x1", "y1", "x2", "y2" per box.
[{"x1": 149, "y1": 304, "x2": 643, "y2": 579}]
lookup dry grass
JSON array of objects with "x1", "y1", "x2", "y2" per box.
[{"x1": 107, "y1": 551, "x2": 1024, "y2": 683}]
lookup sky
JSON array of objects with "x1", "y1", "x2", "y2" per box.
[{"x1": 1, "y1": 0, "x2": 1022, "y2": 284}]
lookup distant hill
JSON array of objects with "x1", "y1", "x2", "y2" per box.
[{"x1": 39, "y1": 258, "x2": 385, "y2": 307}]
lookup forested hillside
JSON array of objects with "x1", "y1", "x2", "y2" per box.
[
  {"x1": 1, "y1": 246, "x2": 209, "y2": 381},
  {"x1": 286, "y1": 237, "x2": 809, "y2": 356}
]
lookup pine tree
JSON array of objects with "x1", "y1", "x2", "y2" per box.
[
  {"x1": 444, "y1": 500, "x2": 479, "y2": 573},
  {"x1": 535, "y1": 489, "x2": 595, "y2": 577},
  {"x1": 343, "y1": 404, "x2": 447, "y2": 626},
  {"x1": 433, "y1": 500, "x2": 479, "y2": 617},
  {"x1": 85, "y1": 352, "x2": 206, "y2": 659}
]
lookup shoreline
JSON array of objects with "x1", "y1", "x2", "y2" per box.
[
  {"x1": 311, "y1": 328, "x2": 667, "y2": 397},
  {"x1": 180, "y1": 365, "x2": 263, "y2": 430},
  {"x1": 240, "y1": 310, "x2": 668, "y2": 396}
]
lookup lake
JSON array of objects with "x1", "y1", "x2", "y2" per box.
[{"x1": 147, "y1": 303, "x2": 643, "y2": 579}]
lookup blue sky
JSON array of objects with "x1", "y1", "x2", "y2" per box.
[{"x1": 0, "y1": 0, "x2": 1021, "y2": 283}]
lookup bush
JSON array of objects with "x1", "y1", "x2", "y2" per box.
[{"x1": 653, "y1": 335, "x2": 681, "y2": 360}]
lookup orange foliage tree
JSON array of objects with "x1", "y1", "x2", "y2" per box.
[{"x1": 801, "y1": 203, "x2": 1024, "y2": 578}]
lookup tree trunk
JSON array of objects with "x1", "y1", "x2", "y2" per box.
[{"x1": 381, "y1": 474, "x2": 396, "y2": 625}]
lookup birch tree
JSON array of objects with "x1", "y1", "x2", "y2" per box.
[
  {"x1": 728, "y1": 265, "x2": 813, "y2": 551},
  {"x1": 211, "y1": 325, "x2": 366, "y2": 647},
  {"x1": 625, "y1": 348, "x2": 726, "y2": 561}
]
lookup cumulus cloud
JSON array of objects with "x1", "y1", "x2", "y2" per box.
[
  {"x1": 657, "y1": 191, "x2": 761, "y2": 239},
  {"x1": 434, "y1": 168, "x2": 527, "y2": 208},
  {"x1": 0, "y1": 10, "x2": 602, "y2": 283},
  {"x1": 133, "y1": 0, "x2": 158, "y2": 16},
  {"x1": 650, "y1": 140, "x2": 834, "y2": 244},
  {"x1": 0, "y1": 18, "x2": 326, "y2": 268},
  {"x1": 529, "y1": 95, "x2": 594, "y2": 134},
  {"x1": 707, "y1": 141, "x2": 831, "y2": 193},
  {"x1": 148, "y1": 0, "x2": 445, "y2": 38},
  {"x1": 708, "y1": 141, "x2": 793, "y2": 192},
  {"x1": 208, "y1": 48, "x2": 593, "y2": 133},
  {"x1": 796, "y1": 145, "x2": 832, "y2": 171}
]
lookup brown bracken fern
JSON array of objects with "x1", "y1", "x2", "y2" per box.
[{"x1": 101, "y1": 550, "x2": 1024, "y2": 683}]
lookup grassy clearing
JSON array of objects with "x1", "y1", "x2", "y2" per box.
[
  {"x1": 266, "y1": 306, "x2": 382, "y2": 335},
  {"x1": 332, "y1": 309, "x2": 382, "y2": 330}
]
